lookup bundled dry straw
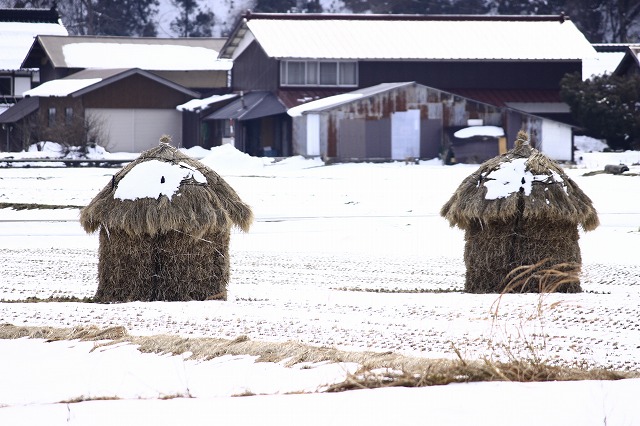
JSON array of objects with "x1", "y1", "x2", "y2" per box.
[
  {"x1": 440, "y1": 131, "x2": 599, "y2": 293},
  {"x1": 1, "y1": 324, "x2": 632, "y2": 389},
  {"x1": 80, "y1": 137, "x2": 253, "y2": 302}
]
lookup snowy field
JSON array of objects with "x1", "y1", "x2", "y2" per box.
[{"x1": 1, "y1": 143, "x2": 639, "y2": 425}]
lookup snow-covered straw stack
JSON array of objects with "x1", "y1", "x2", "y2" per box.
[
  {"x1": 440, "y1": 130, "x2": 599, "y2": 293},
  {"x1": 80, "y1": 136, "x2": 253, "y2": 302}
]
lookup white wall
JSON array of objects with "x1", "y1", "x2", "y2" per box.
[
  {"x1": 306, "y1": 114, "x2": 321, "y2": 156},
  {"x1": 540, "y1": 120, "x2": 573, "y2": 162},
  {"x1": 391, "y1": 110, "x2": 420, "y2": 160},
  {"x1": 14, "y1": 77, "x2": 31, "y2": 96},
  {"x1": 86, "y1": 108, "x2": 182, "y2": 153}
]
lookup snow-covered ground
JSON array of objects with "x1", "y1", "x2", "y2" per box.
[{"x1": 1, "y1": 142, "x2": 639, "y2": 425}]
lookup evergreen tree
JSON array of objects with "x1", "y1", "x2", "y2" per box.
[
  {"x1": 93, "y1": 0, "x2": 159, "y2": 36},
  {"x1": 170, "y1": 0, "x2": 214, "y2": 37},
  {"x1": 52, "y1": 0, "x2": 159, "y2": 36},
  {"x1": 253, "y1": 0, "x2": 296, "y2": 13},
  {"x1": 560, "y1": 72, "x2": 640, "y2": 150}
]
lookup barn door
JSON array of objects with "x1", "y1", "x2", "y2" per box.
[{"x1": 391, "y1": 110, "x2": 420, "y2": 160}]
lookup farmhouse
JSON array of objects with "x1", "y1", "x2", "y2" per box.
[
  {"x1": 440, "y1": 131, "x2": 599, "y2": 293},
  {"x1": 0, "y1": 68, "x2": 199, "y2": 152},
  {"x1": 79, "y1": 138, "x2": 253, "y2": 302},
  {"x1": 207, "y1": 12, "x2": 596, "y2": 160},
  {"x1": 1, "y1": 34, "x2": 231, "y2": 152}
]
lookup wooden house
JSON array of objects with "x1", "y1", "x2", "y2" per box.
[
  {"x1": 1, "y1": 34, "x2": 232, "y2": 152},
  {"x1": 0, "y1": 68, "x2": 198, "y2": 152},
  {"x1": 210, "y1": 12, "x2": 596, "y2": 160}
]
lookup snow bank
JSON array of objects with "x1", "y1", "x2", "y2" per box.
[{"x1": 199, "y1": 143, "x2": 273, "y2": 174}]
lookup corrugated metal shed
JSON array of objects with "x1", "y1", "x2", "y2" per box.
[{"x1": 223, "y1": 13, "x2": 596, "y2": 61}]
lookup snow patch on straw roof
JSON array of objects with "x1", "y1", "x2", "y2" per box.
[
  {"x1": 114, "y1": 159, "x2": 206, "y2": 201},
  {"x1": 483, "y1": 157, "x2": 566, "y2": 200}
]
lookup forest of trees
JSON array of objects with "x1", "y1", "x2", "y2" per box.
[{"x1": 1, "y1": 0, "x2": 638, "y2": 43}]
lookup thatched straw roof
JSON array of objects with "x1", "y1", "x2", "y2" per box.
[
  {"x1": 80, "y1": 139, "x2": 253, "y2": 238},
  {"x1": 441, "y1": 131, "x2": 599, "y2": 232}
]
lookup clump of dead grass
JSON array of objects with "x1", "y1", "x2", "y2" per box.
[{"x1": 1, "y1": 323, "x2": 636, "y2": 394}]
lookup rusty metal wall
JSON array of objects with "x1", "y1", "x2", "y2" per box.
[{"x1": 337, "y1": 118, "x2": 366, "y2": 159}]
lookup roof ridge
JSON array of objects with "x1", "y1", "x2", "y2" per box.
[{"x1": 243, "y1": 11, "x2": 570, "y2": 23}]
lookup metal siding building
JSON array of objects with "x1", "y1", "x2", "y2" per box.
[{"x1": 290, "y1": 82, "x2": 574, "y2": 162}]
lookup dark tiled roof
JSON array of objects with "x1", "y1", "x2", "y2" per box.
[
  {"x1": 0, "y1": 7, "x2": 59, "y2": 23},
  {"x1": 204, "y1": 91, "x2": 287, "y2": 121},
  {"x1": 0, "y1": 96, "x2": 39, "y2": 123},
  {"x1": 447, "y1": 89, "x2": 562, "y2": 107}
]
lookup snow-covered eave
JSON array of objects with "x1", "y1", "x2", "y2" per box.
[
  {"x1": 23, "y1": 78, "x2": 102, "y2": 97},
  {"x1": 177, "y1": 93, "x2": 239, "y2": 112},
  {"x1": 273, "y1": 56, "x2": 588, "y2": 62}
]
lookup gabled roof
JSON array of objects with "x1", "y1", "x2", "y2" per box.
[
  {"x1": 613, "y1": 46, "x2": 640, "y2": 76},
  {"x1": 22, "y1": 35, "x2": 231, "y2": 71},
  {"x1": 0, "y1": 8, "x2": 67, "y2": 70},
  {"x1": 23, "y1": 68, "x2": 200, "y2": 98},
  {"x1": 583, "y1": 43, "x2": 640, "y2": 78},
  {"x1": 220, "y1": 12, "x2": 596, "y2": 62}
]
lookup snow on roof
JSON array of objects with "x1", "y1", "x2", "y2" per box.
[
  {"x1": 582, "y1": 51, "x2": 626, "y2": 79},
  {"x1": 61, "y1": 42, "x2": 232, "y2": 71},
  {"x1": 177, "y1": 93, "x2": 238, "y2": 112},
  {"x1": 287, "y1": 82, "x2": 414, "y2": 116},
  {"x1": 114, "y1": 159, "x2": 207, "y2": 201},
  {"x1": 245, "y1": 18, "x2": 596, "y2": 61},
  {"x1": 483, "y1": 157, "x2": 565, "y2": 200},
  {"x1": 0, "y1": 22, "x2": 67, "y2": 69},
  {"x1": 23, "y1": 78, "x2": 101, "y2": 97},
  {"x1": 287, "y1": 93, "x2": 363, "y2": 117},
  {"x1": 454, "y1": 126, "x2": 505, "y2": 139}
]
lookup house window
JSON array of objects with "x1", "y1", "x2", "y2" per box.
[
  {"x1": 319, "y1": 62, "x2": 338, "y2": 85},
  {"x1": 339, "y1": 62, "x2": 357, "y2": 86},
  {"x1": 0, "y1": 77, "x2": 11, "y2": 96},
  {"x1": 65, "y1": 107, "x2": 73, "y2": 125},
  {"x1": 48, "y1": 107, "x2": 56, "y2": 127},
  {"x1": 306, "y1": 62, "x2": 318, "y2": 84},
  {"x1": 280, "y1": 60, "x2": 357, "y2": 87},
  {"x1": 287, "y1": 61, "x2": 306, "y2": 85}
]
